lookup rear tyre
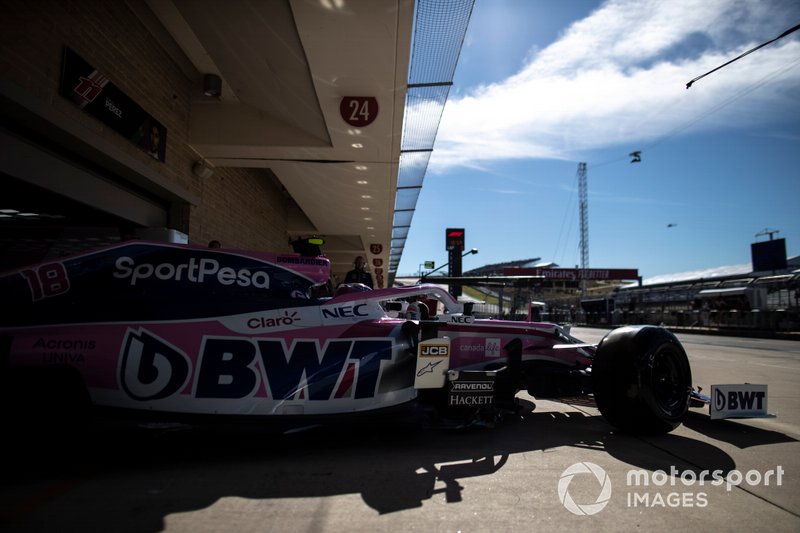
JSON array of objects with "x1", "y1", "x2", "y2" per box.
[{"x1": 592, "y1": 326, "x2": 691, "y2": 434}]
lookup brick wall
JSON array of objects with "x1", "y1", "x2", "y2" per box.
[
  {"x1": 191, "y1": 166, "x2": 291, "y2": 252},
  {"x1": 0, "y1": 0, "x2": 290, "y2": 253}
]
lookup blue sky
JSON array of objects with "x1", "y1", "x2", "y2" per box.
[{"x1": 397, "y1": 0, "x2": 800, "y2": 280}]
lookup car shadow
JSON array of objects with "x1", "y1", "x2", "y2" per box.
[
  {"x1": 2, "y1": 402, "x2": 794, "y2": 531},
  {"x1": 683, "y1": 410, "x2": 798, "y2": 449}
]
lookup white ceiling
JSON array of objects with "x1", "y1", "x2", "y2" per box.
[{"x1": 143, "y1": 0, "x2": 414, "y2": 284}]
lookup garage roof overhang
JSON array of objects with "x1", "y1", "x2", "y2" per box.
[{"x1": 137, "y1": 0, "x2": 472, "y2": 283}]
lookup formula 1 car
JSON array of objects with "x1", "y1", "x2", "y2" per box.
[{"x1": 0, "y1": 241, "x2": 705, "y2": 435}]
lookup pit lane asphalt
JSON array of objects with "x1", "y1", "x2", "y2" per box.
[{"x1": 2, "y1": 328, "x2": 798, "y2": 532}]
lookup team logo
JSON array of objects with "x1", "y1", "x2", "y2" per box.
[
  {"x1": 372, "y1": 258, "x2": 383, "y2": 267},
  {"x1": 119, "y1": 329, "x2": 191, "y2": 401},
  {"x1": 370, "y1": 243, "x2": 383, "y2": 255},
  {"x1": 118, "y1": 330, "x2": 394, "y2": 402}
]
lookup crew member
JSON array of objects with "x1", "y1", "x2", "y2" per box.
[{"x1": 344, "y1": 256, "x2": 373, "y2": 288}]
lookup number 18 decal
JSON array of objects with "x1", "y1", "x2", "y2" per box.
[{"x1": 20, "y1": 262, "x2": 70, "y2": 301}]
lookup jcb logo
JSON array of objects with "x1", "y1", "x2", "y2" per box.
[{"x1": 421, "y1": 345, "x2": 449, "y2": 356}]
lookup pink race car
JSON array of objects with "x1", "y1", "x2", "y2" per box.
[{"x1": 0, "y1": 241, "x2": 702, "y2": 434}]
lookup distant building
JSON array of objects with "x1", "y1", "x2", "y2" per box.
[{"x1": 588, "y1": 255, "x2": 800, "y2": 331}]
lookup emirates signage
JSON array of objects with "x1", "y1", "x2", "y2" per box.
[{"x1": 504, "y1": 267, "x2": 639, "y2": 281}]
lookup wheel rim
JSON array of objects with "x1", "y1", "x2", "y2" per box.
[{"x1": 650, "y1": 346, "x2": 687, "y2": 415}]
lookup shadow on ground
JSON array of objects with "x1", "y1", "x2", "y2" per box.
[{"x1": 2, "y1": 403, "x2": 794, "y2": 532}]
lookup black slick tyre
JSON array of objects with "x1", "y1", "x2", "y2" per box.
[{"x1": 592, "y1": 325, "x2": 691, "y2": 434}]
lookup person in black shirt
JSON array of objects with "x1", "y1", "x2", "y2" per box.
[{"x1": 343, "y1": 256, "x2": 373, "y2": 288}]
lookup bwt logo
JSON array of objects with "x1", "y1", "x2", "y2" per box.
[
  {"x1": 420, "y1": 345, "x2": 449, "y2": 356},
  {"x1": 119, "y1": 329, "x2": 393, "y2": 402},
  {"x1": 714, "y1": 388, "x2": 766, "y2": 411}
]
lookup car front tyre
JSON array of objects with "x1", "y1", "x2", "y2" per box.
[{"x1": 592, "y1": 325, "x2": 692, "y2": 434}]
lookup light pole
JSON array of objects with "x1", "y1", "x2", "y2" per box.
[{"x1": 419, "y1": 248, "x2": 478, "y2": 283}]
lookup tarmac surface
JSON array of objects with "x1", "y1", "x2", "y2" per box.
[{"x1": 2, "y1": 327, "x2": 799, "y2": 532}]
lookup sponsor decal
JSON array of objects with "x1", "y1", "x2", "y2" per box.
[
  {"x1": 119, "y1": 329, "x2": 392, "y2": 402},
  {"x1": 451, "y1": 381, "x2": 493, "y2": 391},
  {"x1": 457, "y1": 339, "x2": 501, "y2": 358},
  {"x1": 447, "y1": 372, "x2": 495, "y2": 406},
  {"x1": 420, "y1": 344, "x2": 449, "y2": 357},
  {"x1": 416, "y1": 360, "x2": 442, "y2": 376},
  {"x1": 415, "y1": 338, "x2": 450, "y2": 389},
  {"x1": 276, "y1": 256, "x2": 328, "y2": 266},
  {"x1": 119, "y1": 329, "x2": 192, "y2": 401},
  {"x1": 113, "y1": 256, "x2": 270, "y2": 289},
  {"x1": 247, "y1": 310, "x2": 301, "y2": 330},
  {"x1": 458, "y1": 343, "x2": 484, "y2": 353},
  {"x1": 222, "y1": 308, "x2": 321, "y2": 334},
  {"x1": 34, "y1": 337, "x2": 95, "y2": 364},
  {"x1": 448, "y1": 394, "x2": 493, "y2": 406},
  {"x1": 504, "y1": 267, "x2": 639, "y2": 281},
  {"x1": 485, "y1": 338, "x2": 502, "y2": 358},
  {"x1": 710, "y1": 384, "x2": 768, "y2": 419},
  {"x1": 34, "y1": 338, "x2": 96, "y2": 350},
  {"x1": 448, "y1": 315, "x2": 474, "y2": 324},
  {"x1": 321, "y1": 304, "x2": 370, "y2": 320}
]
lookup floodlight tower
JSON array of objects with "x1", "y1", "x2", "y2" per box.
[{"x1": 577, "y1": 162, "x2": 589, "y2": 297}]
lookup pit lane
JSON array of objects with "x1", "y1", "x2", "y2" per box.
[{"x1": 2, "y1": 328, "x2": 798, "y2": 532}]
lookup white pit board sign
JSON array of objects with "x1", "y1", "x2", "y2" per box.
[{"x1": 710, "y1": 384, "x2": 769, "y2": 420}]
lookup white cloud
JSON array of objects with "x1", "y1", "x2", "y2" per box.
[{"x1": 429, "y1": 0, "x2": 800, "y2": 172}]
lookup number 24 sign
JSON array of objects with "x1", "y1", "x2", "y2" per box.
[{"x1": 340, "y1": 97, "x2": 378, "y2": 127}]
